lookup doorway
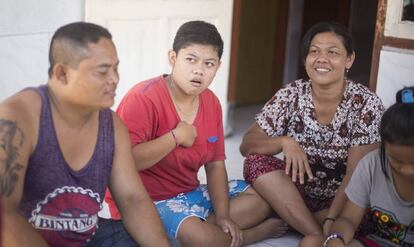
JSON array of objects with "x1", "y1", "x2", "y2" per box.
[
  {"x1": 229, "y1": 0, "x2": 378, "y2": 105},
  {"x1": 226, "y1": 0, "x2": 378, "y2": 135}
]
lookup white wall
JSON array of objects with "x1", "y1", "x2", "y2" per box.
[
  {"x1": 0, "y1": 0, "x2": 85, "y2": 101},
  {"x1": 376, "y1": 46, "x2": 414, "y2": 108},
  {"x1": 376, "y1": 1, "x2": 414, "y2": 108}
]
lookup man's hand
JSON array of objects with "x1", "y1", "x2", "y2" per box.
[
  {"x1": 216, "y1": 217, "x2": 242, "y2": 247},
  {"x1": 282, "y1": 136, "x2": 314, "y2": 184}
]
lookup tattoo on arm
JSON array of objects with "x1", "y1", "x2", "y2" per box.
[{"x1": 0, "y1": 119, "x2": 25, "y2": 197}]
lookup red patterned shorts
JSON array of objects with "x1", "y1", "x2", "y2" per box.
[
  {"x1": 243, "y1": 153, "x2": 374, "y2": 235},
  {"x1": 243, "y1": 153, "x2": 332, "y2": 212}
]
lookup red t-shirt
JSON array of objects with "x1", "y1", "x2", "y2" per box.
[{"x1": 105, "y1": 75, "x2": 225, "y2": 219}]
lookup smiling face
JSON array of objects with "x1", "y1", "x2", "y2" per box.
[
  {"x1": 64, "y1": 38, "x2": 120, "y2": 109},
  {"x1": 305, "y1": 32, "x2": 355, "y2": 87},
  {"x1": 168, "y1": 43, "x2": 221, "y2": 97},
  {"x1": 386, "y1": 143, "x2": 414, "y2": 180}
]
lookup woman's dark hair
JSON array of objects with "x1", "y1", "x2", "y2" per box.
[
  {"x1": 301, "y1": 22, "x2": 354, "y2": 62},
  {"x1": 173, "y1": 20, "x2": 223, "y2": 59},
  {"x1": 379, "y1": 86, "x2": 414, "y2": 178}
]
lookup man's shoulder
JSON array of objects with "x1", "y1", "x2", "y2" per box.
[
  {"x1": 111, "y1": 111, "x2": 128, "y2": 133},
  {"x1": 0, "y1": 89, "x2": 41, "y2": 122},
  {"x1": 0, "y1": 89, "x2": 42, "y2": 155}
]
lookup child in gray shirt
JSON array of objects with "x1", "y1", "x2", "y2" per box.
[{"x1": 300, "y1": 87, "x2": 414, "y2": 247}]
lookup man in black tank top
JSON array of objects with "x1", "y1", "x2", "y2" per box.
[{"x1": 0, "y1": 22, "x2": 169, "y2": 247}]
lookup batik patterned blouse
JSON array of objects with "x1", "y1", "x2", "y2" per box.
[{"x1": 256, "y1": 79, "x2": 384, "y2": 200}]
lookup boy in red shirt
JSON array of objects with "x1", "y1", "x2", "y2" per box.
[{"x1": 106, "y1": 20, "x2": 288, "y2": 247}]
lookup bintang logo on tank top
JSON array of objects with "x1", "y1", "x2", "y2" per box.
[{"x1": 29, "y1": 186, "x2": 101, "y2": 245}]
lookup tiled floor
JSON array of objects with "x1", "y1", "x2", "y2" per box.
[{"x1": 198, "y1": 104, "x2": 302, "y2": 247}]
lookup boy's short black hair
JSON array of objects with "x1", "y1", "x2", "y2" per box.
[
  {"x1": 173, "y1": 20, "x2": 223, "y2": 59},
  {"x1": 379, "y1": 86, "x2": 414, "y2": 178},
  {"x1": 301, "y1": 22, "x2": 354, "y2": 63},
  {"x1": 48, "y1": 22, "x2": 112, "y2": 77}
]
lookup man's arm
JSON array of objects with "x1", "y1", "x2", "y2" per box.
[
  {"x1": 205, "y1": 161, "x2": 241, "y2": 247},
  {"x1": 109, "y1": 114, "x2": 169, "y2": 247},
  {"x1": 1, "y1": 92, "x2": 49, "y2": 246}
]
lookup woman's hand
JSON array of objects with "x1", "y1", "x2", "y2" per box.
[{"x1": 282, "y1": 136, "x2": 314, "y2": 184}]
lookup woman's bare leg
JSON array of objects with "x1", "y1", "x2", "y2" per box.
[{"x1": 252, "y1": 170, "x2": 322, "y2": 235}]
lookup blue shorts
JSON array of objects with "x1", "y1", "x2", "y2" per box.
[
  {"x1": 87, "y1": 218, "x2": 138, "y2": 247},
  {"x1": 155, "y1": 179, "x2": 249, "y2": 239}
]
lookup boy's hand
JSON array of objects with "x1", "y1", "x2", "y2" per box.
[
  {"x1": 216, "y1": 217, "x2": 242, "y2": 247},
  {"x1": 174, "y1": 121, "x2": 197, "y2": 147}
]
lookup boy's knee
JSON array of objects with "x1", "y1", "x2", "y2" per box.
[{"x1": 177, "y1": 218, "x2": 229, "y2": 247}]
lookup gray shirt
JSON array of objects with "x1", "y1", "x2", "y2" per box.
[{"x1": 346, "y1": 149, "x2": 414, "y2": 246}]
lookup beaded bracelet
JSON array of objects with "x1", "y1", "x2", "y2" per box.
[
  {"x1": 170, "y1": 130, "x2": 178, "y2": 147},
  {"x1": 322, "y1": 217, "x2": 336, "y2": 225},
  {"x1": 322, "y1": 232, "x2": 345, "y2": 247}
]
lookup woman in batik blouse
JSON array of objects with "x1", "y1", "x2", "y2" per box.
[{"x1": 240, "y1": 22, "x2": 384, "y2": 236}]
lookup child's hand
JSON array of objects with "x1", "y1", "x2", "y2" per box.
[
  {"x1": 323, "y1": 219, "x2": 333, "y2": 235},
  {"x1": 216, "y1": 217, "x2": 242, "y2": 247},
  {"x1": 174, "y1": 121, "x2": 197, "y2": 147},
  {"x1": 281, "y1": 136, "x2": 314, "y2": 184}
]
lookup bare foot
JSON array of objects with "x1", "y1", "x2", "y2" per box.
[
  {"x1": 257, "y1": 217, "x2": 289, "y2": 239},
  {"x1": 242, "y1": 217, "x2": 289, "y2": 245}
]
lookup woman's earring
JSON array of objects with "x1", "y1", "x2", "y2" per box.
[{"x1": 345, "y1": 68, "x2": 350, "y2": 76}]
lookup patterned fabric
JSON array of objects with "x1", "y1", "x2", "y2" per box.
[
  {"x1": 155, "y1": 180, "x2": 249, "y2": 238},
  {"x1": 253, "y1": 79, "x2": 384, "y2": 200},
  {"x1": 369, "y1": 207, "x2": 412, "y2": 246},
  {"x1": 243, "y1": 154, "x2": 333, "y2": 212},
  {"x1": 244, "y1": 154, "x2": 375, "y2": 235},
  {"x1": 243, "y1": 154, "x2": 285, "y2": 185},
  {"x1": 356, "y1": 236, "x2": 382, "y2": 247}
]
